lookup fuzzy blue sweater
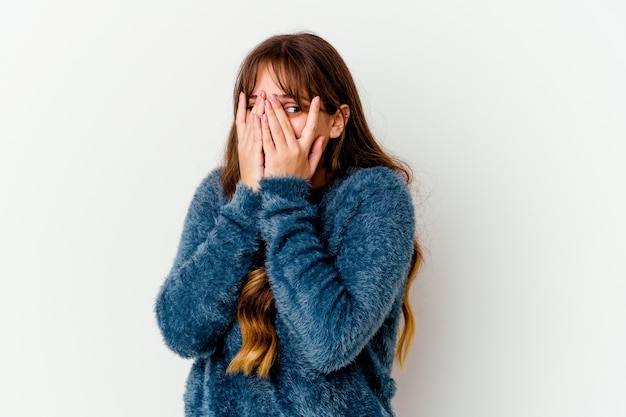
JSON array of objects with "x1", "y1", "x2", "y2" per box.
[{"x1": 156, "y1": 166, "x2": 415, "y2": 417}]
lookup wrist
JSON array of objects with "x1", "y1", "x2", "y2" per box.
[{"x1": 260, "y1": 176, "x2": 310, "y2": 201}]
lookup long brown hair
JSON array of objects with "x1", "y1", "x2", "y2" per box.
[{"x1": 223, "y1": 33, "x2": 423, "y2": 377}]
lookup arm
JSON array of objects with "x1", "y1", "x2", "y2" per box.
[
  {"x1": 259, "y1": 168, "x2": 415, "y2": 373},
  {"x1": 155, "y1": 170, "x2": 261, "y2": 358}
]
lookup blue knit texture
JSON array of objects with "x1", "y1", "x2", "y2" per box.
[{"x1": 156, "y1": 166, "x2": 415, "y2": 417}]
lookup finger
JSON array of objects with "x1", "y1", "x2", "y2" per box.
[
  {"x1": 252, "y1": 112, "x2": 263, "y2": 142},
  {"x1": 268, "y1": 94, "x2": 297, "y2": 146},
  {"x1": 261, "y1": 112, "x2": 273, "y2": 147},
  {"x1": 241, "y1": 115, "x2": 256, "y2": 150},
  {"x1": 254, "y1": 91, "x2": 266, "y2": 116},
  {"x1": 236, "y1": 91, "x2": 247, "y2": 135},
  {"x1": 264, "y1": 97, "x2": 288, "y2": 151},
  {"x1": 261, "y1": 113, "x2": 276, "y2": 155},
  {"x1": 308, "y1": 135, "x2": 326, "y2": 175},
  {"x1": 299, "y1": 96, "x2": 321, "y2": 149},
  {"x1": 245, "y1": 91, "x2": 266, "y2": 125}
]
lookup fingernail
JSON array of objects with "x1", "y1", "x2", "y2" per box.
[
  {"x1": 265, "y1": 100, "x2": 271, "y2": 110},
  {"x1": 271, "y1": 94, "x2": 278, "y2": 103}
]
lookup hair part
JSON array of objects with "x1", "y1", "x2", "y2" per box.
[{"x1": 226, "y1": 267, "x2": 277, "y2": 377}]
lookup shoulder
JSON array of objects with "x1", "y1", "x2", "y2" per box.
[
  {"x1": 182, "y1": 168, "x2": 227, "y2": 224},
  {"x1": 322, "y1": 167, "x2": 415, "y2": 233},
  {"x1": 194, "y1": 168, "x2": 224, "y2": 198},
  {"x1": 332, "y1": 166, "x2": 412, "y2": 206},
  {"x1": 190, "y1": 168, "x2": 226, "y2": 206}
]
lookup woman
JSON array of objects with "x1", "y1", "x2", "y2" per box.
[{"x1": 156, "y1": 32, "x2": 422, "y2": 417}]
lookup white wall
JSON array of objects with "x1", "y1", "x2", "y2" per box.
[{"x1": 1, "y1": 1, "x2": 624, "y2": 416}]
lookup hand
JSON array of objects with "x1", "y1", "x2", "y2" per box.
[
  {"x1": 235, "y1": 91, "x2": 266, "y2": 191},
  {"x1": 261, "y1": 95, "x2": 326, "y2": 181}
]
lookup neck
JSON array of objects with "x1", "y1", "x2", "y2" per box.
[{"x1": 310, "y1": 164, "x2": 329, "y2": 189}]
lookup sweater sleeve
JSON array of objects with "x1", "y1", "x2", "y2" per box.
[
  {"x1": 259, "y1": 168, "x2": 415, "y2": 373},
  {"x1": 155, "y1": 170, "x2": 262, "y2": 358}
]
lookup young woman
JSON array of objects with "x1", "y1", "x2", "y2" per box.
[{"x1": 156, "y1": 32, "x2": 422, "y2": 417}]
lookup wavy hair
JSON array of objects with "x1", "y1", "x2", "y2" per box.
[{"x1": 223, "y1": 32, "x2": 423, "y2": 377}]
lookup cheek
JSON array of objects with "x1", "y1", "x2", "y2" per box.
[{"x1": 290, "y1": 118, "x2": 306, "y2": 138}]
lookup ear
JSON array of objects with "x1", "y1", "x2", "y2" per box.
[{"x1": 329, "y1": 104, "x2": 350, "y2": 139}]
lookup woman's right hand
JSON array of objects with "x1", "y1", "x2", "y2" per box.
[{"x1": 236, "y1": 91, "x2": 266, "y2": 191}]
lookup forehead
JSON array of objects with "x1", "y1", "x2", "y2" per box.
[
  {"x1": 251, "y1": 66, "x2": 285, "y2": 94},
  {"x1": 247, "y1": 61, "x2": 309, "y2": 99}
]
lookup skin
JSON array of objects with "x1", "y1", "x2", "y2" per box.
[{"x1": 236, "y1": 66, "x2": 349, "y2": 191}]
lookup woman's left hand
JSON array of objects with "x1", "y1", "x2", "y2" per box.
[{"x1": 261, "y1": 95, "x2": 326, "y2": 181}]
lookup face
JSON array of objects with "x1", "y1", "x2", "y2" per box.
[{"x1": 247, "y1": 65, "x2": 345, "y2": 141}]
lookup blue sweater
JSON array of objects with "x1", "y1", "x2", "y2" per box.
[{"x1": 156, "y1": 166, "x2": 415, "y2": 417}]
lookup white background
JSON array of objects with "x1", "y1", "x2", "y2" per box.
[{"x1": 1, "y1": 1, "x2": 625, "y2": 416}]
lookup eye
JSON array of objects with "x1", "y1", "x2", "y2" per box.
[{"x1": 284, "y1": 105, "x2": 301, "y2": 114}]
